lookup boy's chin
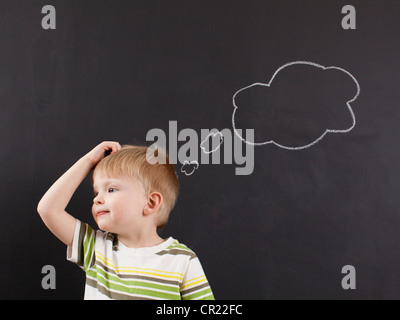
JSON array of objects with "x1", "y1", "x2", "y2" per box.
[{"x1": 96, "y1": 221, "x2": 114, "y2": 233}]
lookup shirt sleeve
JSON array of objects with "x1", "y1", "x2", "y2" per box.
[
  {"x1": 180, "y1": 257, "x2": 214, "y2": 300},
  {"x1": 66, "y1": 219, "x2": 96, "y2": 272}
]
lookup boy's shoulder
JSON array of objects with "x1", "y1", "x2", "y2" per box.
[{"x1": 156, "y1": 238, "x2": 198, "y2": 260}]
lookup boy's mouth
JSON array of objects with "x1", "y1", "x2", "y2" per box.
[{"x1": 96, "y1": 210, "x2": 109, "y2": 216}]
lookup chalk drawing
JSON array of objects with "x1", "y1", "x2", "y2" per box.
[
  {"x1": 232, "y1": 61, "x2": 361, "y2": 150},
  {"x1": 200, "y1": 131, "x2": 224, "y2": 154},
  {"x1": 181, "y1": 160, "x2": 200, "y2": 176}
]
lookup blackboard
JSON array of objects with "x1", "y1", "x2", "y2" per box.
[{"x1": 1, "y1": 0, "x2": 400, "y2": 299}]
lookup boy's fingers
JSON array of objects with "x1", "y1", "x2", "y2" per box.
[
  {"x1": 110, "y1": 142, "x2": 121, "y2": 154},
  {"x1": 96, "y1": 141, "x2": 121, "y2": 157}
]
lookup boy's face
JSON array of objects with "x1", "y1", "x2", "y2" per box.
[{"x1": 92, "y1": 172, "x2": 147, "y2": 234}]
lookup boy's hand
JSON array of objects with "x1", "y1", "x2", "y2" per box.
[{"x1": 85, "y1": 141, "x2": 122, "y2": 168}]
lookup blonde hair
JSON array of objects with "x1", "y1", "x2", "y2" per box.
[{"x1": 92, "y1": 145, "x2": 179, "y2": 229}]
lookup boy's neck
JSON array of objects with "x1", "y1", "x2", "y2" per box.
[{"x1": 117, "y1": 230, "x2": 165, "y2": 249}]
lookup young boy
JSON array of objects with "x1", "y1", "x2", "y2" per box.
[{"x1": 37, "y1": 141, "x2": 214, "y2": 300}]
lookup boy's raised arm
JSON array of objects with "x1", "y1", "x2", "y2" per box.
[{"x1": 37, "y1": 141, "x2": 121, "y2": 246}]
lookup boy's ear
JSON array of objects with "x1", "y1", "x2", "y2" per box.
[{"x1": 143, "y1": 192, "x2": 163, "y2": 216}]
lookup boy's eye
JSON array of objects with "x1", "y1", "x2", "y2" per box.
[{"x1": 108, "y1": 188, "x2": 116, "y2": 193}]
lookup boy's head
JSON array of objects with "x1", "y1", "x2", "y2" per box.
[{"x1": 92, "y1": 145, "x2": 179, "y2": 230}]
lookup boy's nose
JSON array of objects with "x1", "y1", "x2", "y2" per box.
[{"x1": 93, "y1": 194, "x2": 104, "y2": 204}]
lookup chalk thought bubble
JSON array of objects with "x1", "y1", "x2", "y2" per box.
[
  {"x1": 200, "y1": 130, "x2": 224, "y2": 154},
  {"x1": 181, "y1": 160, "x2": 199, "y2": 176},
  {"x1": 232, "y1": 61, "x2": 360, "y2": 150}
]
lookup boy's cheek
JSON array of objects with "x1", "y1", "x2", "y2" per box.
[{"x1": 91, "y1": 206, "x2": 97, "y2": 222}]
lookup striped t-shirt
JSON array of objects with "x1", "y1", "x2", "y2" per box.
[{"x1": 67, "y1": 220, "x2": 214, "y2": 300}]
